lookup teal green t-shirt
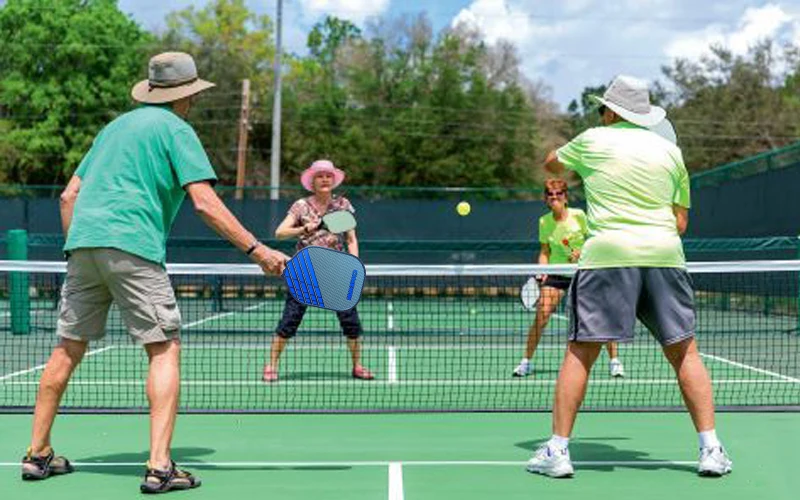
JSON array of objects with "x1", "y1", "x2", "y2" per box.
[
  {"x1": 556, "y1": 121, "x2": 690, "y2": 269},
  {"x1": 538, "y1": 208, "x2": 588, "y2": 264},
  {"x1": 65, "y1": 105, "x2": 217, "y2": 264}
]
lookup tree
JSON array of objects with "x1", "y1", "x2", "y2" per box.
[
  {"x1": 661, "y1": 41, "x2": 798, "y2": 171},
  {"x1": 157, "y1": 0, "x2": 275, "y2": 184},
  {"x1": 278, "y1": 14, "x2": 541, "y2": 192},
  {"x1": 274, "y1": 15, "x2": 364, "y2": 184},
  {"x1": 566, "y1": 84, "x2": 606, "y2": 136},
  {"x1": 0, "y1": 0, "x2": 151, "y2": 184}
]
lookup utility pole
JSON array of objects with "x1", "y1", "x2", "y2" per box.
[
  {"x1": 235, "y1": 79, "x2": 251, "y2": 201},
  {"x1": 269, "y1": 0, "x2": 283, "y2": 202}
]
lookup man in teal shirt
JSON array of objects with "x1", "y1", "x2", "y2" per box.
[
  {"x1": 21, "y1": 52, "x2": 288, "y2": 493},
  {"x1": 526, "y1": 75, "x2": 732, "y2": 479}
]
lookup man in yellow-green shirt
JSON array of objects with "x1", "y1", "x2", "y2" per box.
[{"x1": 526, "y1": 75, "x2": 731, "y2": 479}]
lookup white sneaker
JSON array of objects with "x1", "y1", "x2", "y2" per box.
[
  {"x1": 512, "y1": 360, "x2": 531, "y2": 377},
  {"x1": 610, "y1": 360, "x2": 625, "y2": 378},
  {"x1": 526, "y1": 444, "x2": 574, "y2": 478},
  {"x1": 698, "y1": 446, "x2": 733, "y2": 477}
]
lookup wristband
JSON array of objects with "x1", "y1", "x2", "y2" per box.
[{"x1": 245, "y1": 241, "x2": 261, "y2": 255}]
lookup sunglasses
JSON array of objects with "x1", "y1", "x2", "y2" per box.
[
  {"x1": 597, "y1": 105, "x2": 607, "y2": 118},
  {"x1": 545, "y1": 190, "x2": 566, "y2": 198}
]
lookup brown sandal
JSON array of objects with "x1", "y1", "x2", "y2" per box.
[
  {"x1": 140, "y1": 461, "x2": 202, "y2": 494},
  {"x1": 21, "y1": 447, "x2": 74, "y2": 481}
]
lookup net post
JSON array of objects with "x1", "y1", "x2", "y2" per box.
[
  {"x1": 797, "y1": 235, "x2": 800, "y2": 336},
  {"x1": 8, "y1": 229, "x2": 30, "y2": 335}
]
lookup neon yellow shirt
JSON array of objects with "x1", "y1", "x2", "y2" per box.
[
  {"x1": 556, "y1": 121, "x2": 690, "y2": 269},
  {"x1": 538, "y1": 208, "x2": 588, "y2": 264}
]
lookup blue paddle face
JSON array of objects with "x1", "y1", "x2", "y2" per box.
[{"x1": 283, "y1": 246, "x2": 365, "y2": 311}]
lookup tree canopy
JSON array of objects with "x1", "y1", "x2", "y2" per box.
[{"x1": 0, "y1": 0, "x2": 798, "y2": 188}]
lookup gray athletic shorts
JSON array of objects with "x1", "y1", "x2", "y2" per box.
[
  {"x1": 57, "y1": 248, "x2": 181, "y2": 344},
  {"x1": 567, "y1": 267, "x2": 695, "y2": 346}
]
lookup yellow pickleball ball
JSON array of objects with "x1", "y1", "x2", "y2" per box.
[{"x1": 456, "y1": 201, "x2": 471, "y2": 216}]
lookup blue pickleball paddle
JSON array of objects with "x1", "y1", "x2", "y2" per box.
[{"x1": 283, "y1": 246, "x2": 366, "y2": 311}]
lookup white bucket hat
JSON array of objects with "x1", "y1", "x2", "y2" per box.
[
  {"x1": 590, "y1": 75, "x2": 666, "y2": 127},
  {"x1": 131, "y1": 52, "x2": 215, "y2": 104}
]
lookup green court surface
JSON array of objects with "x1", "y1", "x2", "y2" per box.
[{"x1": 1, "y1": 412, "x2": 798, "y2": 499}]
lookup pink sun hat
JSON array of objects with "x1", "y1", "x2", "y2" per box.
[{"x1": 300, "y1": 159, "x2": 346, "y2": 192}]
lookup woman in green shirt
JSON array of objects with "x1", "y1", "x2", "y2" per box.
[{"x1": 513, "y1": 179, "x2": 625, "y2": 378}]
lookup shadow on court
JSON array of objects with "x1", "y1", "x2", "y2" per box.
[
  {"x1": 516, "y1": 438, "x2": 696, "y2": 474},
  {"x1": 75, "y1": 448, "x2": 352, "y2": 477}
]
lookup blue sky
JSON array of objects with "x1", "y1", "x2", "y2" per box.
[{"x1": 21, "y1": 1, "x2": 800, "y2": 109}]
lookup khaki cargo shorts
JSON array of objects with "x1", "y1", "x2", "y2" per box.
[{"x1": 56, "y1": 248, "x2": 181, "y2": 344}]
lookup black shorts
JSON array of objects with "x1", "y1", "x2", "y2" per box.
[
  {"x1": 568, "y1": 267, "x2": 695, "y2": 346},
  {"x1": 541, "y1": 275, "x2": 572, "y2": 291},
  {"x1": 276, "y1": 294, "x2": 363, "y2": 339}
]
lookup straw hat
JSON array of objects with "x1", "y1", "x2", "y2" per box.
[
  {"x1": 300, "y1": 160, "x2": 345, "y2": 192},
  {"x1": 590, "y1": 75, "x2": 666, "y2": 127},
  {"x1": 131, "y1": 52, "x2": 215, "y2": 104}
]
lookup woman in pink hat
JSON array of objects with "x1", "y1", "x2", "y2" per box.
[{"x1": 263, "y1": 160, "x2": 374, "y2": 382}]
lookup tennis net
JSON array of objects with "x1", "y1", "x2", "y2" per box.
[{"x1": 1, "y1": 260, "x2": 799, "y2": 412}]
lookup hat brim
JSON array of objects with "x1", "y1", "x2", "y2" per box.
[
  {"x1": 301, "y1": 167, "x2": 345, "y2": 192},
  {"x1": 131, "y1": 78, "x2": 216, "y2": 104},
  {"x1": 590, "y1": 95, "x2": 666, "y2": 127},
  {"x1": 648, "y1": 118, "x2": 677, "y2": 144}
]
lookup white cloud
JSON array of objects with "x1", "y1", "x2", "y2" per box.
[
  {"x1": 452, "y1": 0, "x2": 574, "y2": 70},
  {"x1": 452, "y1": 0, "x2": 536, "y2": 45},
  {"x1": 665, "y1": 4, "x2": 795, "y2": 60},
  {"x1": 299, "y1": 0, "x2": 391, "y2": 25}
]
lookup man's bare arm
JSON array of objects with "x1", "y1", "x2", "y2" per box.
[
  {"x1": 60, "y1": 175, "x2": 82, "y2": 236},
  {"x1": 672, "y1": 205, "x2": 689, "y2": 235},
  {"x1": 544, "y1": 150, "x2": 566, "y2": 175},
  {"x1": 185, "y1": 181, "x2": 288, "y2": 274}
]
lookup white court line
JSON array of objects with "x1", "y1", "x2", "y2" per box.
[
  {"x1": 389, "y1": 462, "x2": 404, "y2": 500},
  {"x1": 109, "y1": 344, "x2": 662, "y2": 351},
  {"x1": 183, "y1": 301, "x2": 270, "y2": 330},
  {"x1": 387, "y1": 301, "x2": 394, "y2": 331},
  {"x1": 0, "y1": 345, "x2": 115, "y2": 382},
  {"x1": 388, "y1": 346, "x2": 398, "y2": 384},
  {"x1": 700, "y1": 352, "x2": 800, "y2": 383},
  {"x1": 183, "y1": 311, "x2": 236, "y2": 329},
  {"x1": 0, "y1": 460, "x2": 697, "y2": 468},
  {"x1": 3, "y1": 378, "x2": 796, "y2": 386}
]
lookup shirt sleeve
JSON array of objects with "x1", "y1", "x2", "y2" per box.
[
  {"x1": 672, "y1": 149, "x2": 691, "y2": 208},
  {"x1": 538, "y1": 216, "x2": 551, "y2": 244},
  {"x1": 339, "y1": 197, "x2": 355, "y2": 214},
  {"x1": 556, "y1": 131, "x2": 590, "y2": 175},
  {"x1": 75, "y1": 129, "x2": 105, "y2": 178},
  {"x1": 288, "y1": 200, "x2": 304, "y2": 225},
  {"x1": 75, "y1": 147, "x2": 94, "y2": 178},
  {"x1": 168, "y1": 126, "x2": 218, "y2": 187},
  {"x1": 576, "y1": 209, "x2": 589, "y2": 236}
]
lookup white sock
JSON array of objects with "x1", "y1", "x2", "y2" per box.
[
  {"x1": 610, "y1": 358, "x2": 620, "y2": 365},
  {"x1": 548, "y1": 434, "x2": 570, "y2": 451},
  {"x1": 698, "y1": 430, "x2": 721, "y2": 449},
  {"x1": 521, "y1": 358, "x2": 530, "y2": 365}
]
